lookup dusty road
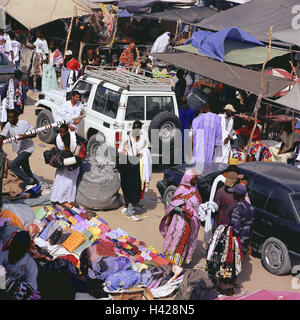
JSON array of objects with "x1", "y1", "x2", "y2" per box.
[{"x1": 3, "y1": 92, "x2": 300, "y2": 297}]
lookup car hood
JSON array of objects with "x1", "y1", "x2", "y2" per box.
[{"x1": 169, "y1": 162, "x2": 228, "y2": 178}]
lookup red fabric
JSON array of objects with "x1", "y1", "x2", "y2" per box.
[
  {"x1": 60, "y1": 254, "x2": 79, "y2": 266},
  {"x1": 119, "y1": 42, "x2": 135, "y2": 67},
  {"x1": 95, "y1": 240, "x2": 117, "y2": 257},
  {"x1": 78, "y1": 143, "x2": 87, "y2": 159},
  {"x1": 235, "y1": 125, "x2": 261, "y2": 141},
  {"x1": 226, "y1": 227, "x2": 233, "y2": 265},
  {"x1": 66, "y1": 58, "x2": 80, "y2": 71}
]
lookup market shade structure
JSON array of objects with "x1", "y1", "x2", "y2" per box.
[
  {"x1": 151, "y1": 52, "x2": 292, "y2": 98},
  {"x1": 273, "y1": 29, "x2": 300, "y2": 48},
  {"x1": 175, "y1": 43, "x2": 288, "y2": 66},
  {"x1": 274, "y1": 83, "x2": 300, "y2": 112},
  {"x1": 194, "y1": 0, "x2": 299, "y2": 46},
  {"x1": 0, "y1": 0, "x2": 98, "y2": 29},
  {"x1": 133, "y1": 6, "x2": 215, "y2": 23}
]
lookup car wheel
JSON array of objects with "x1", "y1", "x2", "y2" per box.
[
  {"x1": 261, "y1": 237, "x2": 292, "y2": 275},
  {"x1": 36, "y1": 109, "x2": 56, "y2": 144},
  {"x1": 148, "y1": 112, "x2": 181, "y2": 161},
  {"x1": 163, "y1": 185, "x2": 177, "y2": 209},
  {"x1": 87, "y1": 133, "x2": 110, "y2": 163}
]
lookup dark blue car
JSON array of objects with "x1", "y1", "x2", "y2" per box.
[
  {"x1": 0, "y1": 52, "x2": 15, "y2": 91},
  {"x1": 157, "y1": 162, "x2": 300, "y2": 276}
]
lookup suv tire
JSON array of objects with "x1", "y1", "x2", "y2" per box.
[
  {"x1": 261, "y1": 237, "x2": 292, "y2": 275},
  {"x1": 148, "y1": 112, "x2": 181, "y2": 144},
  {"x1": 163, "y1": 185, "x2": 177, "y2": 209},
  {"x1": 148, "y1": 112, "x2": 181, "y2": 163},
  {"x1": 36, "y1": 109, "x2": 56, "y2": 144}
]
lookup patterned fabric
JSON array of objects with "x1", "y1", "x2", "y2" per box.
[
  {"x1": 214, "y1": 186, "x2": 237, "y2": 227},
  {"x1": 207, "y1": 226, "x2": 243, "y2": 286},
  {"x1": 159, "y1": 170, "x2": 202, "y2": 266},
  {"x1": 29, "y1": 52, "x2": 45, "y2": 77},
  {"x1": 119, "y1": 42, "x2": 135, "y2": 67},
  {"x1": 230, "y1": 200, "x2": 255, "y2": 255},
  {"x1": 192, "y1": 112, "x2": 222, "y2": 163}
]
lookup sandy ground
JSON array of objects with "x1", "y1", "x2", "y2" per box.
[{"x1": 3, "y1": 91, "x2": 300, "y2": 298}]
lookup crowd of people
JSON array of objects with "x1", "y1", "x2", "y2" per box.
[{"x1": 0, "y1": 14, "x2": 299, "y2": 300}]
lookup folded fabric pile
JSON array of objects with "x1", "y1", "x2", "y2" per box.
[{"x1": 30, "y1": 204, "x2": 184, "y2": 294}]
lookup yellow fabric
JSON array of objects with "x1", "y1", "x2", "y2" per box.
[
  {"x1": 0, "y1": 209, "x2": 24, "y2": 229},
  {"x1": 89, "y1": 217, "x2": 101, "y2": 227},
  {"x1": 68, "y1": 216, "x2": 77, "y2": 226},
  {"x1": 62, "y1": 231, "x2": 86, "y2": 253},
  {"x1": 88, "y1": 226, "x2": 102, "y2": 242}
]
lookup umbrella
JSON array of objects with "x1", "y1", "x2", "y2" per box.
[
  {"x1": 216, "y1": 289, "x2": 300, "y2": 300},
  {"x1": 0, "y1": 0, "x2": 98, "y2": 29},
  {"x1": 266, "y1": 68, "x2": 300, "y2": 97}
]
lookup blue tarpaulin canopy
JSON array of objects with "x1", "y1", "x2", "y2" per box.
[{"x1": 184, "y1": 27, "x2": 264, "y2": 62}]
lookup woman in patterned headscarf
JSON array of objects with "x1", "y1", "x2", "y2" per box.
[
  {"x1": 119, "y1": 42, "x2": 136, "y2": 68},
  {"x1": 159, "y1": 169, "x2": 202, "y2": 266}
]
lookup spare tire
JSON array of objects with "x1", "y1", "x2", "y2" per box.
[
  {"x1": 36, "y1": 109, "x2": 56, "y2": 144},
  {"x1": 148, "y1": 112, "x2": 181, "y2": 163}
]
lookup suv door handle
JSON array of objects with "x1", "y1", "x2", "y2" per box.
[{"x1": 103, "y1": 122, "x2": 110, "y2": 128}]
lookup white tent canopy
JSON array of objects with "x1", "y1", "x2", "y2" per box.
[
  {"x1": 275, "y1": 83, "x2": 300, "y2": 112},
  {"x1": 0, "y1": 0, "x2": 98, "y2": 29}
]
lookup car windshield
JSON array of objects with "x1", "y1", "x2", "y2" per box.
[
  {"x1": 0, "y1": 52, "x2": 10, "y2": 66},
  {"x1": 290, "y1": 193, "x2": 300, "y2": 219}
]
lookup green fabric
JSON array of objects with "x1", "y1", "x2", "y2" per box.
[
  {"x1": 34, "y1": 206, "x2": 47, "y2": 220},
  {"x1": 175, "y1": 42, "x2": 288, "y2": 66}
]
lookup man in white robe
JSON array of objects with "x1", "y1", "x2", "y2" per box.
[
  {"x1": 213, "y1": 104, "x2": 237, "y2": 164},
  {"x1": 54, "y1": 90, "x2": 83, "y2": 132}
]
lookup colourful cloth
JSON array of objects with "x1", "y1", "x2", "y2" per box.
[
  {"x1": 119, "y1": 42, "x2": 135, "y2": 67},
  {"x1": 159, "y1": 170, "x2": 202, "y2": 266}
]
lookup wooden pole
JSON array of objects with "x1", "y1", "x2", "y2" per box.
[
  {"x1": 245, "y1": 26, "x2": 273, "y2": 157},
  {"x1": 64, "y1": 5, "x2": 77, "y2": 57}
]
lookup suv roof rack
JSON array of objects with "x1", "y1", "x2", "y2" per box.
[{"x1": 84, "y1": 66, "x2": 174, "y2": 92}]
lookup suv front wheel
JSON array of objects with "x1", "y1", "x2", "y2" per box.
[
  {"x1": 36, "y1": 109, "x2": 57, "y2": 144},
  {"x1": 261, "y1": 237, "x2": 292, "y2": 275}
]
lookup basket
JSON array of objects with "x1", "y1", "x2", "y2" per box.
[{"x1": 110, "y1": 287, "x2": 154, "y2": 300}]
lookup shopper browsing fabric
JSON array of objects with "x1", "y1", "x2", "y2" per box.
[
  {"x1": 228, "y1": 184, "x2": 255, "y2": 256},
  {"x1": 213, "y1": 171, "x2": 238, "y2": 230},
  {"x1": 0, "y1": 109, "x2": 38, "y2": 189},
  {"x1": 50, "y1": 124, "x2": 80, "y2": 206},
  {"x1": 159, "y1": 169, "x2": 202, "y2": 266},
  {"x1": 118, "y1": 120, "x2": 147, "y2": 220}
]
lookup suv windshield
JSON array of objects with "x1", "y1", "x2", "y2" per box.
[{"x1": 290, "y1": 193, "x2": 300, "y2": 219}]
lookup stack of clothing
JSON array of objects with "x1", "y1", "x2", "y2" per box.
[
  {"x1": 206, "y1": 225, "x2": 243, "y2": 288},
  {"x1": 27, "y1": 204, "x2": 184, "y2": 295}
]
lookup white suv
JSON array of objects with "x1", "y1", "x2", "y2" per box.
[{"x1": 35, "y1": 67, "x2": 181, "y2": 163}]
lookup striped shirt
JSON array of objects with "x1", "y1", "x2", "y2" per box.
[
  {"x1": 214, "y1": 186, "x2": 237, "y2": 227},
  {"x1": 231, "y1": 200, "x2": 255, "y2": 254}
]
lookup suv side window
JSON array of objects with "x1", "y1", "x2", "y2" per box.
[
  {"x1": 125, "y1": 96, "x2": 145, "y2": 120},
  {"x1": 146, "y1": 96, "x2": 174, "y2": 120},
  {"x1": 92, "y1": 85, "x2": 121, "y2": 118},
  {"x1": 92, "y1": 85, "x2": 106, "y2": 113}
]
